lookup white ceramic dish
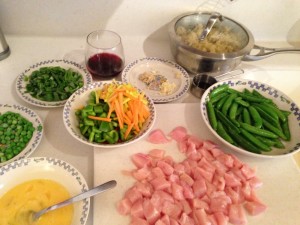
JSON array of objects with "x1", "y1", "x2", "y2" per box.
[
  {"x1": 121, "y1": 57, "x2": 190, "y2": 103},
  {"x1": 0, "y1": 104, "x2": 43, "y2": 166},
  {"x1": 63, "y1": 81, "x2": 156, "y2": 148},
  {"x1": 0, "y1": 157, "x2": 90, "y2": 225},
  {"x1": 16, "y1": 59, "x2": 93, "y2": 108},
  {"x1": 200, "y1": 78, "x2": 300, "y2": 158}
]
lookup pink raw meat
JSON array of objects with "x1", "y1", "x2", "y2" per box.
[
  {"x1": 147, "y1": 129, "x2": 170, "y2": 144},
  {"x1": 117, "y1": 126, "x2": 266, "y2": 225}
]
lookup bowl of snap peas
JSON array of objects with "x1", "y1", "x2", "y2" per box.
[
  {"x1": 63, "y1": 81, "x2": 156, "y2": 148},
  {"x1": 200, "y1": 78, "x2": 300, "y2": 158}
]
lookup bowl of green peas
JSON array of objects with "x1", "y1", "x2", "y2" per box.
[
  {"x1": 0, "y1": 104, "x2": 43, "y2": 166},
  {"x1": 200, "y1": 78, "x2": 300, "y2": 158}
]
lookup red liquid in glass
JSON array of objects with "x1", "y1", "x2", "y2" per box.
[{"x1": 87, "y1": 53, "x2": 123, "y2": 78}]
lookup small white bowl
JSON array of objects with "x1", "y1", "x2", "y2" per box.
[
  {"x1": 16, "y1": 59, "x2": 93, "y2": 108},
  {"x1": 63, "y1": 81, "x2": 156, "y2": 148},
  {"x1": 0, "y1": 104, "x2": 43, "y2": 167},
  {"x1": 0, "y1": 157, "x2": 90, "y2": 225},
  {"x1": 200, "y1": 78, "x2": 300, "y2": 158}
]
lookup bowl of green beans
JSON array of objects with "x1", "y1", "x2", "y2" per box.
[
  {"x1": 0, "y1": 104, "x2": 43, "y2": 166},
  {"x1": 16, "y1": 59, "x2": 93, "y2": 108},
  {"x1": 200, "y1": 78, "x2": 300, "y2": 158}
]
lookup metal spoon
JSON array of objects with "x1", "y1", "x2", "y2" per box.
[
  {"x1": 32, "y1": 180, "x2": 117, "y2": 221},
  {"x1": 199, "y1": 12, "x2": 223, "y2": 41}
]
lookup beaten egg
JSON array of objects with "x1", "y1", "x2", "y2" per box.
[{"x1": 0, "y1": 179, "x2": 74, "y2": 225}]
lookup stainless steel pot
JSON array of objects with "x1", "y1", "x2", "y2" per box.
[{"x1": 168, "y1": 12, "x2": 300, "y2": 76}]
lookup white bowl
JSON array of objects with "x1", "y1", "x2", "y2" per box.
[
  {"x1": 16, "y1": 59, "x2": 93, "y2": 108},
  {"x1": 63, "y1": 81, "x2": 156, "y2": 148},
  {"x1": 200, "y1": 78, "x2": 300, "y2": 158},
  {"x1": 0, "y1": 157, "x2": 90, "y2": 225},
  {"x1": 0, "y1": 104, "x2": 43, "y2": 166}
]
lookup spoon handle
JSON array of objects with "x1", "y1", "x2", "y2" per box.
[{"x1": 34, "y1": 180, "x2": 117, "y2": 220}]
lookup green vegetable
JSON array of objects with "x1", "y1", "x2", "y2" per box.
[
  {"x1": 221, "y1": 93, "x2": 237, "y2": 116},
  {"x1": 242, "y1": 108, "x2": 251, "y2": 125},
  {"x1": 207, "y1": 101, "x2": 217, "y2": 131},
  {"x1": 216, "y1": 121, "x2": 235, "y2": 145},
  {"x1": 226, "y1": 125, "x2": 261, "y2": 154},
  {"x1": 206, "y1": 86, "x2": 292, "y2": 154},
  {"x1": 25, "y1": 66, "x2": 84, "y2": 102},
  {"x1": 248, "y1": 106, "x2": 262, "y2": 128},
  {"x1": 240, "y1": 122, "x2": 278, "y2": 139},
  {"x1": 240, "y1": 128, "x2": 271, "y2": 151},
  {"x1": 0, "y1": 111, "x2": 39, "y2": 163},
  {"x1": 209, "y1": 84, "x2": 229, "y2": 99}
]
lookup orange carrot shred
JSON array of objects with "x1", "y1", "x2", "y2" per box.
[{"x1": 88, "y1": 115, "x2": 112, "y2": 122}]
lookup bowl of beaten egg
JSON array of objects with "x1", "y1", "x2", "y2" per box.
[{"x1": 0, "y1": 157, "x2": 89, "y2": 225}]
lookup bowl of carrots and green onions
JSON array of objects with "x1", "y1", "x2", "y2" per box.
[{"x1": 63, "y1": 81, "x2": 156, "y2": 148}]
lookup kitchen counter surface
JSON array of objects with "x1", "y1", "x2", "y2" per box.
[{"x1": 1, "y1": 35, "x2": 300, "y2": 225}]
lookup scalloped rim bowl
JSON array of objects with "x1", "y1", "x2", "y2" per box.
[
  {"x1": 0, "y1": 157, "x2": 90, "y2": 225},
  {"x1": 63, "y1": 81, "x2": 156, "y2": 148},
  {"x1": 16, "y1": 59, "x2": 93, "y2": 108},
  {"x1": 0, "y1": 104, "x2": 43, "y2": 167},
  {"x1": 200, "y1": 78, "x2": 300, "y2": 158}
]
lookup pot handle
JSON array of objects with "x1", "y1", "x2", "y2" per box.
[{"x1": 243, "y1": 45, "x2": 300, "y2": 61}]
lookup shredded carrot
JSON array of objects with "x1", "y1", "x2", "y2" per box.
[
  {"x1": 114, "y1": 99, "x2": 124, "y2": 129},
  {"x1": 88, "y1": 115, "x2": 112, "y2": 122},
  {"x1": 124, "y1": 123, "x2": 134, "y2": 139}
]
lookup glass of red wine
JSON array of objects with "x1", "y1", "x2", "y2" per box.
[{"x1": 85, "y1": 30, "x2": 124, "y2": 80}]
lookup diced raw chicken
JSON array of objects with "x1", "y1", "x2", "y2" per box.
[
  {"x1": 125, "y1": 187, "x2": 143, "y2": 204},
  {"x1": 117, "y1": 198, "x2": 132, "y2": 215},
  {"x1": 131, "y1": 216, "x2": 149, "y2": 225},
  {"x1": 118, "y1": 126, "x2": 266, "y2": 225},
  {"x1": 132, "y1": 153, "x2": 152, "y2": 169},
  {"x1": 131, "y1": 199, "x2": 145, "y2": 219},
  {"x1": 147, "y1": 129, "x2": 170, "y2": 144},
  {"x1": 193, "y1": 208, "x2": 211, "y2": 225},
  {"x1": 157, "y1": 161, "x2": 174, "y2": 176},
  {"x1": 214, "y1": 212, "x2": 229, "y2": 225},
  {"x1": 133, "y1": 166, "x2": 151, "y2": 181},
  {"x1": 162, "y1": 201, "x2": 183, "y2": 220},
  {"x1": 150, "y1": 177, "x2": 171, "y2": 190},
  {"x1": 244, "y1": 201, "x2": 267, "y2": 216},
  {"x1": 168, "y1": 126, "x2": 188, "y2": 142},
  {"x1": 228, "y1": 204, "x2": 247, "y2": 225},
  {"x1": 149, "y1": 149, "x2": 166, "y2": 159},
  {"x1": 143, "y1": 199, "x2": 161, "y2": 224}
]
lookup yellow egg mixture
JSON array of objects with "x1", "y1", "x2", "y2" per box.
[{"x1": 0, "y1": 179, "x2": 74, "y2": 225}]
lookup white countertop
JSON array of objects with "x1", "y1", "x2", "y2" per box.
[{"x1": 1, "y1": 35, "x2": 300, "y2": 225}]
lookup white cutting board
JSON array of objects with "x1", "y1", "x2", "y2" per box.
[{"x1": 93, "y1": 103, "x2": 300, "y2": 225}]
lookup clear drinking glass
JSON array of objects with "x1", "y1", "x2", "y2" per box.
[{"x1": 85, "y1": 30, "x2": 125, "y2": 79}]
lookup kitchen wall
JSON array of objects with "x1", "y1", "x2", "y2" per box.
[{"x1": 0, "y1": 0, "x2": 299, "y2": 45}]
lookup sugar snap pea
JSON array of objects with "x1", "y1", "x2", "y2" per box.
[
  {"x1": 207, "y1": 101, "x2": 218, "y2": 131},
  {"x1": 281, "y1": 117, "x2": 291, "y2": 141},
  {"x1": 229, "y1": 102, "x2": 238, "y2": 120},
  {"x1": 210, "y1": 92, "x2": 229, "y2": 104},
  {"x1": 209, "y1": 84, "x2": 229, "y2": 98},
  {"x1": 240, "y1": 122, "x2": 278, "y2": 139},
  {"x1": 240, "y1": 128, "x2": 271, "y2": 151},
  {"x1": 248, "y1": 106, "x2": 262, "y2": 128},
  {"x1": 216, "y1": 95, "x2": 228, "y2": 110},
  {"x1": 227, "y1": 127, "x2": 261, "y2": 154},
  {"x1": 262, "y1": 119, "x2": 287, "y2": 140},
  {"x1": 216, "y1": 121, "x2": 235, "y2": 145},
  {"x1": 222, "y1": 93, "x2": 237, "y2": 116},
  {"x1": 242, "y1": 108, "x2": 251, "y2": 125},
  {"x1": 235, "y1": 97, "x2": 250, "y2": 107},
  {"x1": 215, "y1": 110, "x2": 240, "y2": 134}
]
